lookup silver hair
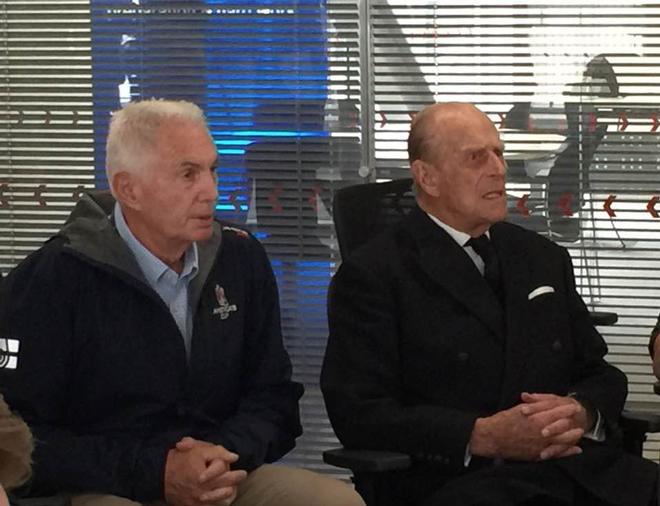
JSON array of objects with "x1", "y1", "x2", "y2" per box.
[{"x1": 105, "y1": 99, "x2": 210, "y2": 185}]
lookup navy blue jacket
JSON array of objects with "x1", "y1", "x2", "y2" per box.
[{"x1": 0, "y1": 192, "x2": 303, "y2": 501}]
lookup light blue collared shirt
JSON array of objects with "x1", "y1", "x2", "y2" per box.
[{"x1": 114, "y1": 203, "x2": 199, "y2": 358}]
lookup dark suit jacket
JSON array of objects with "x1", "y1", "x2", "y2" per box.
[{"x1": 321, "y1": 206, "x2": 656, "y2": 506}]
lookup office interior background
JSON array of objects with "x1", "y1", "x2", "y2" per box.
[{"x1": 2, "y1": 0, "x2": 660, "y2": 473}]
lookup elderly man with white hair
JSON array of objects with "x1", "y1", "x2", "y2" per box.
[
  {"x1": 0, "y1": 99, "x2": 364, "y2": 506},
  {"x1": 321, "y1": 102, "x2": 658, "y2": 506}
]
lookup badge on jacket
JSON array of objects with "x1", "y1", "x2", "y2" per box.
[
  {"x1": 0, "y1": 337, "x2": 19, "y2": 370},
  {"x1": 213, "y1": 285, "x2": 237, "y2": 320},
  {"x1": 222, "y1": 225, "x2": 249, "y2": 238}
]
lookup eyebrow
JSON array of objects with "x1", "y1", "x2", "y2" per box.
[
  {"x1": 180, "y1": 157, "x2": 219, "y2": 170},
  {"x1": 462, "y1": 143, "x2": 505, "y2": 154}
]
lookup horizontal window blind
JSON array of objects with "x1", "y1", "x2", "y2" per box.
[
  {"x1": 2, "y1": 0, "x2": 361, "y2": 475},
  {"x1": 1, "y1": 1, "x2": 94, "y2": 270},
  {"x1": 369, "y1": 0, "x2": 660, "y2": 459}
]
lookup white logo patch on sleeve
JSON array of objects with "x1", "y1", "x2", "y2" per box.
[{"x1": 0, "y1": 337, "x2": 20, "y2": 370}]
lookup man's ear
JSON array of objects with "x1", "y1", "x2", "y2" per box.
[
  {"x1": 112, "y1": 171, "x2": 142, "y2": 211},
  {"x1": 411, "y1": 159, "x2": 442, "y2": 198}
]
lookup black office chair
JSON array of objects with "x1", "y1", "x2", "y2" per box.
[{"x1": 323, "y1": 178, "x2": 660, "y2": 506}]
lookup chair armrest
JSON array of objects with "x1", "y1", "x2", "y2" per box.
[
  {"x1": 589, "y1": 311, "x2": 618, "y2": 326},
  {"x1": 323, "y1": 448, "x2": 412, "y2": 472},
  {"x1": 606, "y1": 407, "x2": 660, "y2": 455},
  {"x1": 621, "y1": 408, "x2": 660, "y2": 434},
  {"x1": 9, "y1": 496, "x2": 70, "y2": 506}
]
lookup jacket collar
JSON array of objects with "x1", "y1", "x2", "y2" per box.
[
  {"x1": 404, "y1": 206, "x2": 505, "y2": 340},
  {"x1": 56, "y1": 191, "x2": 222, "y2": 310}
]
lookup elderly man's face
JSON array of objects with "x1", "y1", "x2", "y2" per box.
[
  {"x1": 422, "y1": 106, "x2": 507, "y2": 236},
  {"x1": 133, "y1": 120, "x2": 219, "y2": 250}
]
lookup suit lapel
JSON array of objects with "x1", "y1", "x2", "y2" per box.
[
  {"x1": 490, "y1": 223, "x2": 533, "y2": 408},
  {"x1": 405, "y1": 207, "x2": 505, "y2": 341}
]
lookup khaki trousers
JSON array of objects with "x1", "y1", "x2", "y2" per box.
[{"x1": 71, "y1": 465, "x2": 365, "y2": 506}]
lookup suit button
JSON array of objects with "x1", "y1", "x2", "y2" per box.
[
  {"x1": 458, "y1": 352, "x2": 469, "y2": 362},
  {"x1": 552, "y1": 340, "x2": 562, "y2": 352},
  {"x1": 176, "y1": 403, "x2": 189, "y2": 417}
]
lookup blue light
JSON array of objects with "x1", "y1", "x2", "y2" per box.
[
  {"x1": 204, "y1": 37, "x2": 327, "y2": 44},
  {"x1": 217, "y1": 167, "x2": 248, "y2": 173},
  {"x1": 216, "y1": 204, "x2": 249, "y2": 211},
  {"x1": 206, "y1": 103, "x2": 259, "y2": 109},
  {"x1": 206, "y1": 75, "x2": 327, "y2": 82},
  {"x1": 218, "y1": 149, "x2": 246, "y2": 155},
  {"x1": 296, "y1": 261, "x2": 334, "y2": 268},
  {"x1": 207, "y1": 83, "x2": 327, "y2": 91},
  {"x1": 296, "y1": 268, "x2": 332, "y2": 277},
  {"x1": 206, "y1": 56, "x2": 328, "y2": 63},
  {"x1": 228, "y1": 130, "x2": 327, "y2": 137},
  {"x1": 206, "y1": 93, "x2": 328, "y2": 100},
  {"x1": 219, "y1": 193, "x2": 248, "y2": 200},
  {"x1": 214, "y1": 175, "x2": 247, "y2": 182},
  {"x1": 206, "y1": 65, "x2": 328, "y2": 72},
  {"x1": 296, "y1": 278, "x2": 325, "y2": 288},
  {"x1": 214, "y1": 140, "x2": 255, "y2": 146},
  {"x1": 209, "y1": 121, "x2": 256, "y2": 128}
]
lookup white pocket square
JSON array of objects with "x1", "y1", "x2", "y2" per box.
[{"x1": 528, "y1": 286, "x2": 555, "y2": 300}]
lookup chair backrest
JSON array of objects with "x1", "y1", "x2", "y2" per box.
[
  {"x1": 331, "y1": 177, "x2": 618, "y2": 328},
  {"x1": 332, "y1": 178, "x2": 416, "y2": 260}
]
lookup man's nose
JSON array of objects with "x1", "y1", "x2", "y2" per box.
[
  {"x1": 201, "y1": 170, "x2": 219, "y2": 202},
  {"x1": 490, "y1": 151, "x2": 506, "y2": 177}
]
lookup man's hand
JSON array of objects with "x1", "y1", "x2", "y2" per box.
[
  {"x1": 164, "y1": 437, "x2": 247, "y2": 506},
  {"x1": 520, "y1": 392, "x2": 592, "y2": 460},
  {"x1": 469, "y1": 400, "x2": 583, "y2": 462}
]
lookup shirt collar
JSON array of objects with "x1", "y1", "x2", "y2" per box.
[
  {"x1": 114, "y1": 202, "x2": 199, "y2": 285},
  {"x1": 424, "y1": 211, "x2": 490, "y2": 247}
]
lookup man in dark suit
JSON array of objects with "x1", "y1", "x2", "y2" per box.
[{"x1": 321, "y1": 102, "x2": 657, "y2": 506}]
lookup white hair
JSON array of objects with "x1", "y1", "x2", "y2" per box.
[{"x1": 105, "y1": 99, "x2": 210, "y2": 185}]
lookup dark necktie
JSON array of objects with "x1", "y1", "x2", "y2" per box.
[{"x1": 466, "y1": 234, "x2": 503, "y2": 301}]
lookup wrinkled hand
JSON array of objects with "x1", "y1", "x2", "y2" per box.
[
  {"x1": 520, "y1": 392, "x2": 592, "y2": 460},
  {"x1": 469, "y1": 398, "x2": 583, "y2": 462},
  {"x1": 164, "y1": 437, "x2": 247, "y2": 506}
]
